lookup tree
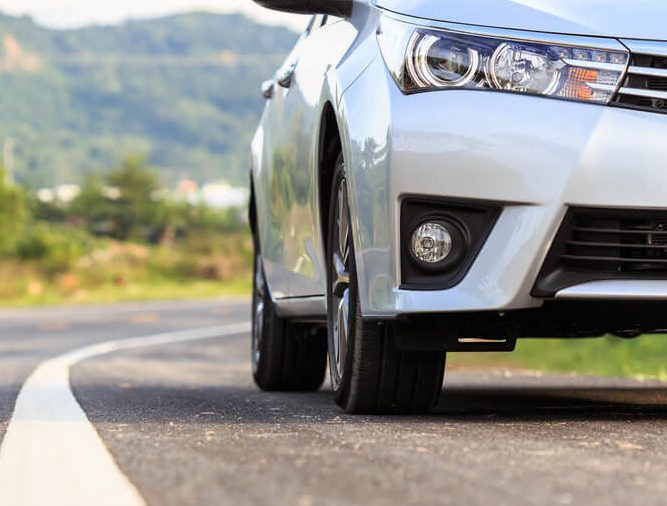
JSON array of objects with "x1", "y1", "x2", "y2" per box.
[
  {"x1": 69, "y1": 172, "x2": 115, "y2": 229},
  {"x1": 0, "y1": 167, "x2": 27, "y2": 254},
  {"x1": 105, "y1": 155, "x2": 163, "y2": 240},
  {"x1": 67, "y1": 156, "x2": 165, "y2": 241}
]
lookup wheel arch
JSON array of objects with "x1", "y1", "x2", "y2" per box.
[
  {"x1": 248, "y1": 170, "x2": 258, "y2": 241},
  {"x1": 318, "y1": 101, "x2": 344, "y2": 257}
]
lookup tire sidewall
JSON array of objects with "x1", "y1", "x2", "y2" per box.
[{"x1": 251, "y1": 243, "x2": 272, "y2": 381}]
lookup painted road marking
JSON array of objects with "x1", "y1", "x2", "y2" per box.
[{"x1": 0, "y1": 322, "x2": 251, "y2": 506}]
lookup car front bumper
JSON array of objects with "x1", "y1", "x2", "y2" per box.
[{"x1": 339, "y1": 57, "x2": 667, "y2": 318}]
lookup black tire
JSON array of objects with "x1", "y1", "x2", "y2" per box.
[
  {"x1": 326, "y1": 154, "x2": 446, "y2": 414},
  {"x1": 251, "y1": 238, "x2": 327, "y2": 392}
]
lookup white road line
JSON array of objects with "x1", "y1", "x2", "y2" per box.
[{"x1": 0, "y1": 322, "x2": 251, "y2": 506}]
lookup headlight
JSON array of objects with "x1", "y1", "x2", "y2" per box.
[{"x1": 377, "y1": 16, "x2": 629, "y2": 104}]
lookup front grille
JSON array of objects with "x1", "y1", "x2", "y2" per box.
[
  {"x1": 533, "y1": 208, "x2": 667, "y2": 297},
  {"x1": 613, "y1": 41, "x2": 667, "y2": 113}
]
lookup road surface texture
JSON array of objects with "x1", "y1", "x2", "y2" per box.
[{"x1": 1, "y1": 299, "x2": 667, "y2": 506}]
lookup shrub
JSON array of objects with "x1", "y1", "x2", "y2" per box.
[
  {"x1": 0, "y1": 170, "x2": 28, "y2": 254},
  {"x1": 14, "y1": 224, "x2": 97, "y2": 273}
]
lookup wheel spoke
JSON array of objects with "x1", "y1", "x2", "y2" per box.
[
  {"x1": 332, "y1": 252, "x2": 350, "y2": 297},
  {"x1": 254, "y1": 264, "x2": 265, "y2": 299},
  {"x1": 331, "y1": 176, "x2": 352, "y2": 382},
  {"x1": 335, "y1": 289, "x2": 349, "y2": 373},
  {"x1": 252, "y1": 253, "x2": 265, "y2": 372}
]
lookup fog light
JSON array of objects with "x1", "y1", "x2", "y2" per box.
[{"x1": 410, "y1": 221, "x2": 453, "y2": 265}]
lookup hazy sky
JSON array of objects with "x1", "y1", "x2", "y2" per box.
[{"x1": 0, "y1": 0, "x2": 309, "y2": 31}]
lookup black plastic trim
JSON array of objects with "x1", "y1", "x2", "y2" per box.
[
  {"x1": 400, "y1": 196, "x2": 502, "y2": 290},
  {"x1": 533, "y1": 207, "x2": 667, "y2": 298},
  {"x1": 391, "y1": 301, "x2": 667, "y2": 350}
]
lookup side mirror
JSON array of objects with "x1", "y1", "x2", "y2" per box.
[
  {"x1": 262, "y1": 80, "x2": 275, "y2": 99},
  {"x1": 252, "y1": 0, "x2": 353, "y2": 17}
]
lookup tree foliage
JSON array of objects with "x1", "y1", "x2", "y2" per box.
[
  {"x1": 0, "y1": 169, "x2": 27, "y2": 253},
  {"x1": 0, "y1": 12, "x2": 298, "y2": 186},
  {"x1": 67, "y1": 155, "x2": 244, "y2": 242},
  {"x1": 106, "y1": 156, "x2": 162, "y2": 239}
]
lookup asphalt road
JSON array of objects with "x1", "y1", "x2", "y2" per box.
[{"x1": 1, "y1": 299, "x2": 667, "y2": 506}]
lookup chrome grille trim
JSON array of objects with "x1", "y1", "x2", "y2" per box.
[
  {"x1": 618, "y1": 87, "x2": 667, "y2": 101},
  {"x1": 555, "y1": 280, "x2": 667, "y2": 301},
  {"x1": 622, "y1": 39, "x2": 667, "y2": 59},
  {"x1": 627, "y1": 65, "x2": 667, "y2": 78},
  {"x1": 614, "y1": 40, "x2": 667, "y2": 111}
]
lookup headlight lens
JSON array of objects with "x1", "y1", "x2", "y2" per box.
[
  {"x1": 409, "y1": 35, "x2": 481, "y2": 88},
  {"x1": 378, "y1": 17, "x2": 629, "y2": 104}
]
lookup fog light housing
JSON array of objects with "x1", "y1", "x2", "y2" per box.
[
  {"x1": 409, "y1": 219, "x2": 467, "y2": 271},
  {"x1": 411, "y1": 222, "x2": 452, "y2": 264},
  {"x1": 401, "y1": 199, "x2": 500, "y2": 289}
]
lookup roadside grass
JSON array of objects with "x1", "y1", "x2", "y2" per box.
[
  {"x1": 450, "y1": 335, "x2": 667, "y2": 380},
  {"x1": 0, "y1": 277, "x2": 251, "y2": 308},
  {"x1": 0, "y1": 231, "x2": 253, "y2": 307}
]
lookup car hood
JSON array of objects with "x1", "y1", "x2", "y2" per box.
[{"x1": 375, "y1": 0, "x2": 666, "y2": 41}]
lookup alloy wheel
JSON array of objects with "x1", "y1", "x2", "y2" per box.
[
  {"x1": 251, "y1": 253, "x2": 265, "y2": 374},
  {"x1": 331, "y1": 178, "x2": 352, "y2": 385}
]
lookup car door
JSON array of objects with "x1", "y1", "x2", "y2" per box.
[
  {"x1": 255, "y1": 17, "x2": 317, "y2": 300},
  {"x1": 262, "y1": 15, "x2": 358, "y2": 300}
]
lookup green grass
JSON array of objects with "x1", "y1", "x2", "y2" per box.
[
  {"x1": 450, "y1": 335, "x2": 667, "y2": 380},
  {"x1": 0, "y1": 231, "x2": 254, "y2": 308},
  {"x1": 0, "y1": 276, "x2": 251, "y2": 308}
]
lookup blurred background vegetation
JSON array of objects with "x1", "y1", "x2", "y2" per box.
[
  {"x1": 0, "y1": 155, "x2": 251, "y2": 306},
  {"x1": 0, "y1": 12, "x2": 296, "y2": 186},
  {"x1": 451, "y1": 336, "x2": 667, "y2": 382},
  {"x1": 0, "y1": 10, "x2": 298, "y2": 305}
]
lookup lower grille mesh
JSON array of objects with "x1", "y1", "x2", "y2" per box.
[
  {"x1": 564, "y1": 212, "x2": 667, "y2": 272},
  {"x1": 533, "y1": 208, "x2": 667, "y2": 297}
]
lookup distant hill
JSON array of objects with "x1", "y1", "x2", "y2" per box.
[{"x1": 0, "y1": 12, "x2": 298, "y2": 187}]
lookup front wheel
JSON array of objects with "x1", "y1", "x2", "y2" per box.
[{"x1": 326, "y1": 154, "x2": 447, "y2": 414}]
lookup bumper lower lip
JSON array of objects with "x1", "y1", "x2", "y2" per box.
[{"x1": 555, "y1": 280, "x2": 667, "y2": 301}]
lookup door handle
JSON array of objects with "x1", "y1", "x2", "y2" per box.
[
  {"x1": 276, "y1": 61, "x2": 297, "y2": 89},
  {"x1": 261, "y1": 80, "x2": 275, "y2": 99}
]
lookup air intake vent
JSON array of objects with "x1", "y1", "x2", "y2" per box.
[
  {"x1": 614, "y1": 41, "x2": 667, "y2": 113},
  {"x1": 533, "y1": 208, "x2": 667, "y2": 297}
]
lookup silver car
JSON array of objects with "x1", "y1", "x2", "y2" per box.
[{"x1": 249, "y1": 0, "x2": 667, "y2": 413}]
